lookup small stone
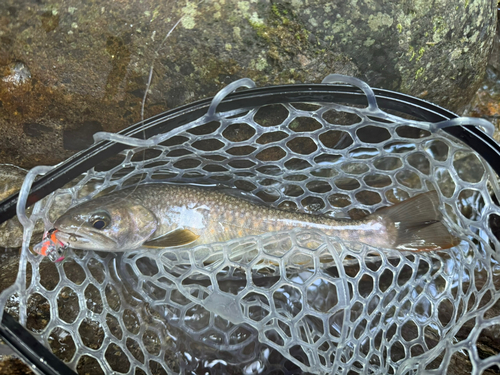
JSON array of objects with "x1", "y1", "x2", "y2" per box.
[{"x1": 1, "y1": 62, "x2": 31, "y2": 87}]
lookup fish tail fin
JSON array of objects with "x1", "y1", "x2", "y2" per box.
[{"x1": 369, "y1": 191, "x2": 460, "y2": 251}]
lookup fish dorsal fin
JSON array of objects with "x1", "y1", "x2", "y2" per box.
[{"x1": 143, "y1": 229, "x2": 200, "y2": 248}]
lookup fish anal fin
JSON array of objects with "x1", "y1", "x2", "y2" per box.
[{"x1": 143, "y1": 229, "x2": 200, "y2": 248}]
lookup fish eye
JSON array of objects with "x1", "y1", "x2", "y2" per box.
[
  {"x1": 92, "y1": 219, "x2": 107, "y2": 230},
  {"x1": 90, "y1": 213, "x2": 110, "y2": 230}
]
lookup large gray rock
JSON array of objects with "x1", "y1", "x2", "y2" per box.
[
  {"x1": 290, "y1": 0, "x2": 497, "y2": 108},
  {"x1": 486, "y1": 9, "x2": 500, "y2": 73},
  {"x1": 0, "y1": 0, "x2": 496, "y2": 168}
]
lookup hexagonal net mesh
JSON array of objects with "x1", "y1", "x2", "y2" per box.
[{"x1": 2, "y1": 76, "x2": 500, "y2": 374}]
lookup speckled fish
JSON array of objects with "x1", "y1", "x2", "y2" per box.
[
  {"x1": 37, "y1": 184, "x2": 458, "y2": 251},
  {"x1": 39, "y1": 184, "x2": 459, "y2": 254}
]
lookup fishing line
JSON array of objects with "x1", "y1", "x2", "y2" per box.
[
  {"x1": 120, "y1": 1, "x2": 206, "y2": 210},
  {"x1": 122, "y1": 8, "x2": 187, "y2": 205}
]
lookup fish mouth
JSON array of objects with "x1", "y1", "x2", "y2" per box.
[{"x1": 55, "y1": 230, "x2": 118, "y2": 251}]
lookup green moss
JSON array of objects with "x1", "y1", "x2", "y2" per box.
[
  {"x1": 271, "y1": 4, "x2": 280, "y2": 17},
  {"x1": 417, "y1": 47, "x2": 425, "y2": 61},
  {"x1": 247, "y1": 3, "x2": 310, "y2": 53},
  {"x1": 151, "y1": 8, "x2": 160, "y2": 22},
  {"x1": 202, "y1": 57, "x2": 241, "y2": 82},
  {"x1": 408, "y1": 45, "x2": 416, "y2": 61},
  {"x1": 276, "y1": 68, "x2": 305, "y2": 83},
  {"x1": 248, "y1": 18, "x2": 271, "y2": 41},
  {"x1": 271, "y1": 3, "x2": 291, "y2": 25},
  {"x1": 243, "y1": 2, "x2": 351, "y2": 86},
  {"x1": 254, "y1": 57, "x2": 268, "y2": 71},
  {"x1": 397, "y1": 23, "x2": 403, "y2": 33},
  {"x1": 407, "y1": 45, "x2": 425, "y2": 62},
  {"x1": 40, "y1": 11, "x2": 59, "y2": 32},
  {"x1": 415, "y1": 67, "x2": 425, "y2": 79}
]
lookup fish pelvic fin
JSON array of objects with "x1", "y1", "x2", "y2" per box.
[
  {"x1": 368, "y1": 191, "x2": 460, "y2": 252},
  {"x1": 143, "y1": 228, "x2": 200, "y2": 248}
]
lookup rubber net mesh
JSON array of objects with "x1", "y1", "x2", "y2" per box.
[{"x1": 2, "y1": 76, "x2": 500, "y2": 374}]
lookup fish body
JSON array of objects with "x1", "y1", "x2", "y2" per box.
[{"x1": 51, "y1": 184, "x2": 458, "y2": 252}]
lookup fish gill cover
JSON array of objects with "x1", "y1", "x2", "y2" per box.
[{"x1": 1, "y1": 75, "x2": 500, "y2": 374}]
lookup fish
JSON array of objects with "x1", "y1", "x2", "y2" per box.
[{"x1": 42, "y1": 183, "x2": 459, "y2": 253}]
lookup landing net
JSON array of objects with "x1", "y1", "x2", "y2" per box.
[{"x1": 2, "y1": 75, "x2": 500, "y2": 374}]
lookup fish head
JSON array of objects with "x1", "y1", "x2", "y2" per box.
[{"x1": 54, "y1": 195, "x2": 158, "y2": 251}]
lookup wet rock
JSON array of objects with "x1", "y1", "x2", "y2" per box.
[
  {"x1": 63, "y1": 120, "x2": 103, "y2": 151},
  {"x1": 0, "y1": 356, "x2": 34, "y2": 375},
  {"x1": 0, "y1": 0, "x2": 496, "y2": 168},
  {"x1": 0, "y1": 163, "x2": 53, "y2": 248}
]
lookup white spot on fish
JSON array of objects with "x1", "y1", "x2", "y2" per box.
[{"x1": 170, "y1": 203, "x2": 210, "y2": 229}]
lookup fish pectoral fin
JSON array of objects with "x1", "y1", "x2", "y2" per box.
[{"x1": 143, "y1": 229, "x2": 200, "y2": 248}]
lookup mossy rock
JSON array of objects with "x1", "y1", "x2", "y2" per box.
[{"x1": 0, "y1": 0, "x2": 496, "y2": 168}]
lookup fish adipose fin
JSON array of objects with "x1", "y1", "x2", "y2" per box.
[
  {"x1": 143, "y1": 229, "x2": 200, "y2": 248},
  {"x1": 369, "y1": 191, "x2": 460, "y2": 251}
]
